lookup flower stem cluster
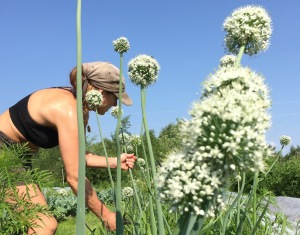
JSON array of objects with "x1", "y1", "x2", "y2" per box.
[
  {"x1": 219, "y1": 55, "x2": 237, "y2": 68},
  {"x1": 85, "y1": 90, "x2": 103, "y2": 109},
  {"x1": 223, "y1": 5, "x2": 272, "y2": 56},
  {"x1": 119, "y1": 133, "x2": 142, "y2": 153},
  {"x1": 111, "y1": 106, "x2": 123, "y2": 119},
  {"x1": 113, "y1": 37, "x2": 130, "y2": 54},
  {"x1": 280, "y1": 135, "x2": 291, "y2": 146},
  {"x1": 157, "y1": 66, "x2": 273, "y2": 216},
  {"x1": 122, "y1": 186, "x2": 134, "y2": 199},
  {"x1": 128, "y1": 54, "x2": 160, "y2": 87}
]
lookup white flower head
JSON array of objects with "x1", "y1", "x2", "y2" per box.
[
  {"x1": 119, "y1": 133, "x2": 130, "y2": 145},
  {"x1": 122, "y1": 186, "x2": 134, "y2": 198},
  {"x1": 113, "y1": 37, "x2": 130, "y2": 54},
  {"x1": 128, "y1": 54, "x2": 160, "y2": 87},
  {"x1": 220, "y1": 55, "x2": 237, "y2": 67},
  {"x1": 137, "y1": 158, "x2": 146, "y2": 166},
  {"x1": 223, "y1": 5, "x2": 272, "y2": 56},
  {"x1": 111, "y1": 106, "x2": 123, "y2": 119},
  {"x1": 126, "y1": 145, "x2": 134, "y2": 153},
  {"x1": 280, "y1": 135, "x2": 291, "y2": 146},
  {"x1": 129, "y1": 134, "x2": 142, "y2": 147},
  {"x1": 85, "y1": 90, "x2": 103, "y2": 109}
]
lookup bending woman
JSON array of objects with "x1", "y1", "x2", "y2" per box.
[{"x1": 0, "y1": 61, "x2": 136, "y2": 234}]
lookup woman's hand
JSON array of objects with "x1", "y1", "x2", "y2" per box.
[
  {"x1": 102, "y1": 211, "x2": 116, "y2": 231},
  {"x1": 120, "y1": 153, "x2": 137, "y2": 170}
]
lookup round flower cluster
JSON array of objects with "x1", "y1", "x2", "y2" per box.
[
  {"x1": 128, "y1": 54, "x2": 160, "y2": 87},
  {"x1": 119, "y1": 133, "x2": 130, "y2": 146},
  {"x1": 223, "y1": 5, "x2": 272, "y2": 56},
  {"x1": 157, "y1": 152, "x2": 225, "y2": 216},
  {"x1": 122, "y1": 186, "x2": 134, "y2": 199},
  {"x1": 219, "y1": 55, "x2": 237, "y2": 68},
  {"x1": 126, "y1": 145, "x2": 134, "y2": 153},
  {"x1": 280, "y1": 135, "x2": 291, "y2": 146},
  {"x1": 85, "y1": 90, "x2": 103, "y2": 109},
  {"x1": 137, "y1": 158, "x2": 146, "y2": 166},
  {"x1": 129, "y1": 134, "x2": 142, "y2": 147},
  {"x1": 111, "y1": 106, "x2": 123, "y2": 119},
  {"x1": 113, "y1": 37, "x2": 130, "y2": 54},
  {"x1": 157, "y1": 66, "x2": 273, "y2": 216}
]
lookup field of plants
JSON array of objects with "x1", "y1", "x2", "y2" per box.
[{"x1": 1, "y1": 2, "x2": 300, "y2": 235}]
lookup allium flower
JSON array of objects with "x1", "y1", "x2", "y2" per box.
[
  {"x1": 122, "y1": 186, "x2": 134, "y2": 199},
  {"x1": 129, "y1": 134, "x2": 142, "y2": 147},
  {"x1": 157, "y1": 66, "x2": 273, "y2": 216},
  {"x1": 223, "y1": 5, "x2": 272, "y2": 56},
  {"x1": 119, "y1": 133, "x2": 130, "y2": 145},
  {"x1": 128, "y1": 54, "x2": 160, "y2": 87},
  {"x1": 137, "y1": 158, "x2": 145, "y2": 166},
  {"x1": 220, "y1": 55, "x2": 237, "y2": 67},
  {"x1": 113, "y1": 37, "x2": 130, "y2": 54},
  {"x1": 280, "y1": 135, "x2": 291, "y2": 146},
  {"x1": 126, "y1": 145, "x2": 134, "y2": 153},
  {"x1": 56, "y1": 188, "x2": 70, "y2": 196},
  {"x1": 111, "y1": 106, "x2": 123, "y2": 119},
  {"x1": 85, "y1": 90, "x2": 103, "y2": 109}
]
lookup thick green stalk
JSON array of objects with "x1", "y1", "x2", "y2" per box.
[
  {"x1": 140, "y1": 123, "x2": 157, "y2": 235},
  {"x1": 75, "y1": 0, "x2": 86, "y2": 234},
  {"x1": 172, "y1": 213, "x2": 197, "y2": 235},
  {"x1": 236, "y1": 173, "x2": 242, "y2": 227},
  {"x1": 234, "y1": 45, "x2": 245, "y2": 68},
  {"x1": 115, "y1": 54, "x2": 124, "y2": 234},
  {"x1": 252, "y1": 171, "x2": 259, "y2": 226},
  {"x1": 119, "y1": 130, "x2": 143, "y2": 217},
  {"x1": 95, "y1": 111, "x2": 114, "y2": 189},
  {"x1": 140, "y1": 87, "x2": 165, "y2": 235}
]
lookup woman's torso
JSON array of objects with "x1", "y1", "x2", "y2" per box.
[{"x1": 0, "y1": 87, "x2": 76, "y2": 150}]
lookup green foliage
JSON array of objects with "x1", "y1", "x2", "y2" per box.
[
  {"x1": 261, "y1": 146, "x2": 300, "y2": 197},
  {"x1": 45, "y1": 188, "x2": 78, "y2": 222},
  {"x1": 32, "y1": 146, "x2": 65, "y2": 187},
  {"x1": 0, "y1": 144, "x2": 52, "y2": 234},
  {"x1": 157, "y1": 120, "x2": 183, "y2": 162}
]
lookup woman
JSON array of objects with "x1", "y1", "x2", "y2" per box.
[{"x1": 0, "y1": 61, "x2": 136, "y2": 234}]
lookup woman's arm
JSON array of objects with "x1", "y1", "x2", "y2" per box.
[
  {"x1": 55, "y1": 101, "x2": 116, "y2": 231},
  {"x1": 85, "y1": 152, "x2": 136, "y2": 170}
]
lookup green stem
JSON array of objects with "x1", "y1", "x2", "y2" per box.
[
  {"x1": 115, "y1": 54, "x2": 124, "y2": 234},
  {"x1": 263, "y1": 145, "x2": 284, "y2": 177},
  {"x1": 95, "y1": 111, "x2": 114, "y2": 190},
  {"x1": 75, "y1": 0, "x2": 86, "y2": 234},
  {"x1": 140, "y1": 120, "x2": 157, "y2": 235},
  {"x1": 140, "y1": 87, "x2": 165, "y2": 235},
  {"x1": 234, "y1": 45, "x2": 245, "y2": 68},
  {"x1": 252, "y1": 171, "x2": 259, "y2": 226},
  {"x1": 236, "y1": 174, "x2": 241, "y2": 227}
]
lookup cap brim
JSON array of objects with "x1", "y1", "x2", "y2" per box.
[{"x1": 114, "y1": 91, "x2": 133, "y2": 106}]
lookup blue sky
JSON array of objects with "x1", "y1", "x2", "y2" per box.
[{"x1": 1, "y1": 1, "x2": 299, "y2": 152}]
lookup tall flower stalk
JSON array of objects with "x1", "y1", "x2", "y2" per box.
[
  {"x1": 128, "y1": 54, "x2": 165, "y2": 234},
  {"x1": 157, "y1": 5, "x2": 273, "y2": 234},
  {"x1": 75, "y1": 0, "x2": 86, "y2": 234},
  {"x1": 113, "y1": 36, "x2": 130, "y2": 234},
  {"x1": 85, "y1": 89, "x2": 115, "y2": 190}
]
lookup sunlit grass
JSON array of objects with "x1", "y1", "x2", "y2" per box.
[{"x1": 56, "y1": 212, "x2": 103, "y2": 235}]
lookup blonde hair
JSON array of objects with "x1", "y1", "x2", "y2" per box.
[{"x1": 69, "y1": 66, "x2": 95, "y2": 126}]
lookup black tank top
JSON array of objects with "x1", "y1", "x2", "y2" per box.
[{"x1": 8, "y1": 87, "x2": 74, "y2": 149}]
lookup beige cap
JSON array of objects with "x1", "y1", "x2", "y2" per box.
[{"x1": 82, "y1": 61, "x2": 132, "y2": 106}]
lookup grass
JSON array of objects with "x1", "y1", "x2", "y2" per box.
[{"x1": 56, "y1": 212, "x2": 104, "y2": 235}]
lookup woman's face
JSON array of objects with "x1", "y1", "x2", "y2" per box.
[{"x1": 96, "y1": 90, "x2": 118, "y2": 115}]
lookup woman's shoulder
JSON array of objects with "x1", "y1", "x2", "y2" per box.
[{"x1": 29, "y1": 88, "x2": 78, "y2": 125}]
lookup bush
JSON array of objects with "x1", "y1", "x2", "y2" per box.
[
  {"x1": 0, "y1": 144, "x2": 52, "y2": 234},
  {"x1": 44, "y1": 188, "x2": 78, "y2": 222},
  {"x1": 261, "y1": 156, "x2": 300, "y2": 197}
]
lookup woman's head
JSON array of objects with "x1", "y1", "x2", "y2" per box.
[{"x1": 69, "y1": 61, "x2": 132, "y2": 106}]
